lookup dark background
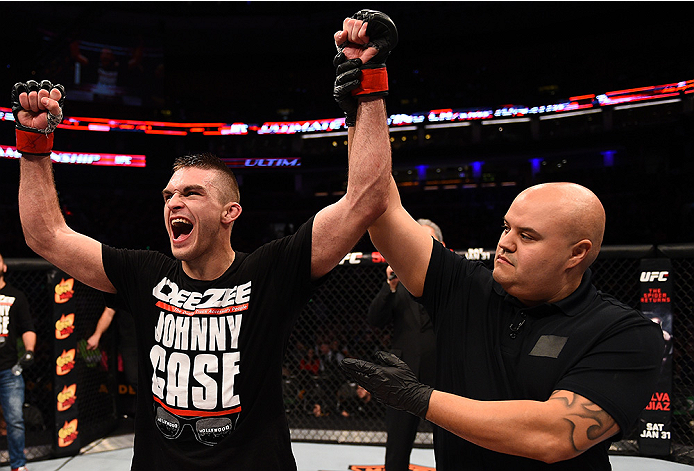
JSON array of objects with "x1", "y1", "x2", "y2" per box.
[{"x1": 1, "y1": 1, "x2": 693, "y2": 257}]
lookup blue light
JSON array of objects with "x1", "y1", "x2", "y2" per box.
[
  {"x1": 471, "y1": 161, "x2": 483, "y2": 180},
  {"x1": 529, "y1": 158, "x2": 543, "y2": 176},
  {"x1": 416, "y1": 165, "x2": 428, "y2": 181},
  {"x1": 601, "y1": 150, "x2": 616, "y2": 167}
]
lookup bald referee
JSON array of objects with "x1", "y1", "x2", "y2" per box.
[{"x1": 342, "y1": 176, "x2": 664, "y2": 468}]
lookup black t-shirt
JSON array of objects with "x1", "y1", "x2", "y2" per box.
[
  {"x1": 0, "y1": 283, "x2": 34, "y2": 371},
  {"x1": 102, "y1": 218, "x2": 316, "y2": 471},
  {"x1": 421, "y1": 241, "x2": 664, "y2": 471}
]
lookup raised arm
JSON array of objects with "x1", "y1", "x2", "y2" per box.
[
  {"x1": 311, "y1": 11, "x2": 397, "y2": 279},
  {"x1": 14, "y1": 80, "x2": 115, "y2": 293},
  {"x1": 367, "y1": 178, "x2": 433, "y2": 297}
]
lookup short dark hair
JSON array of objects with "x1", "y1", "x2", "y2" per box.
[{"x1": 172, "y1": 153, "x2": 240, "y2": 204}]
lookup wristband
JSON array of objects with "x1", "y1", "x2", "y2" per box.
[
  {"x1": 16, "y1": 128, "x2": 54, "y2": 156},
  {"x1": 352, "y1": 67, "x2": 388, "y2": 97}
]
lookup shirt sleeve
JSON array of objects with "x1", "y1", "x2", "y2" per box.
[
  {"x1": 556, "y1": 315, "x2": 665, "y2": 436},
  {"x1": 101, "y1": 244, "x2": 169, "y2": 313},
  {"x1": 420, "y1": 241, "x2": 486, "y2": 327}
]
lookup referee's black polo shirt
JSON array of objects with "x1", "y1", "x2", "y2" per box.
[{"x1": 421, "y1": 241, "x2": 664, "y2": 471}]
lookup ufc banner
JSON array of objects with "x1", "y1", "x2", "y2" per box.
[
  {"x1": 637, "y1": 259, "x2": 672, "y2": 456},
  {"x1": 49, "y1": 270, "x2": 80, "y2": 456}
]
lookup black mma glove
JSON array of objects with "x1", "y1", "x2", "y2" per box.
[
  {"x1": 350, "y1": 9, "x2": 398, "y2": 97},
  {"x1": 332, "y1": 9, "x2": 397, "y2": 125},
  {"x1": 333, "y1": 57, "x2": 362, "y2": 127},
  {"x1": 12, "y1": 80, "x2": 65, "y2": 156},
  {"x1": 340, "y1": 350, "x2": 433, "y2": 419},
  {"x1": 18, "y1": 350, "x2": 35, "y2": 369}
]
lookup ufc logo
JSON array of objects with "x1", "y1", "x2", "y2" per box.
[
  {"x1": 640, "y1": 271, "x2": 669, "y2": 282},
  {"x1": 339, "y1": 252, "x2": 363, "y2": 265}
]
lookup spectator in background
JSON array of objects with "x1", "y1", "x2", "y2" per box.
[
  {"x1": 368, "y1": 219, "x2": 443, "y2": 471},
  {"x1": 86, "y1": 306, "x2": 138, "y2": 395},
  {"x1": 337, "y1": 382, "x2": 383, "y2": 419},
  {"x1": 298, "y1": 346, "x2": 320, "y2": 377},
  {"x1": 0, "y1": 252, "x2": 36, "y2": 471}
]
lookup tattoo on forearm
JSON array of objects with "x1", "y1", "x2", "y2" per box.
[{"x1": 549, "y1": 391, "x2": 617, "y2": 452}]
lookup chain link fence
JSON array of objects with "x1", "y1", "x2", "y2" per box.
[
  {"x1": 2, "y1": 245, "x2": 693, "y2": 464},
  {"x1": 0, "y1": 260, "x2": 119, "y2": 465}
]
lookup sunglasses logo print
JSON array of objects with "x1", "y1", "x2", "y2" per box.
[{"x1": 155, "y1": 406, "x2": 238, "y2": 446}]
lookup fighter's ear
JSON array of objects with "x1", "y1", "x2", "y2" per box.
[{"x1": 222, "y1": 202, "x2": 242, "y2": 225}]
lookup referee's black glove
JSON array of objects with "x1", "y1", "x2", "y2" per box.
[{"x1": 340, "y1": 350, "x2": 433, "y2": 419}]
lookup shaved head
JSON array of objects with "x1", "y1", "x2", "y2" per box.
[{"x1": 514, "y1": 182, "x2": 605, "y2": 266}]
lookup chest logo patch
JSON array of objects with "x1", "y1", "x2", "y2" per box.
[{"x1": 528, "y1": 335, "x2": 568, "y2": 358}]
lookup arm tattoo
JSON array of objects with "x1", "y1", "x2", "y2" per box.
[{"x1": 549, "y1": 391, "x2": 617, "y2": 452}]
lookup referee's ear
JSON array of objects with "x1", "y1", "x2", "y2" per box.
[{"x1": 568, "y1": 239, "x2": 593, "y2": 269}]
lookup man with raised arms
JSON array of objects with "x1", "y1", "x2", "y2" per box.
[{"x1": 14, "y1": 9, "x2": 396, "y2": 471}]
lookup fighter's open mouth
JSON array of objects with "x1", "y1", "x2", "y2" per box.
[{"x1": 171, "y1": 218, "x2": 193, "y2": 240}]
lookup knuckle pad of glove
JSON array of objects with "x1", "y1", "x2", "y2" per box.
[
  {"x1": 351, "y1": 10, "x2": 398, "y2": 62},
  {"x1": 54, "y1": 83, "x2": 66, "y2": 107},
  {"x1": 27, "y1": 80, "x2": 40, "y2": 92},
  {"x1": 11, "y1": 82, "x2": 28, "y2": 114}
]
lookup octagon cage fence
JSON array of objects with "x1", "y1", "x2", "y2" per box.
[{"x1": 1, "y1": 244, "x2": 692, "y2": 466}]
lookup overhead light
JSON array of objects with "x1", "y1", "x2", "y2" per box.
[{"x1": 614, "y1": 98, "x2": 681, "y2": 111}]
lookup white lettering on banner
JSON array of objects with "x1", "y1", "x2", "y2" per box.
[
  {"x1": 640, "y1": 422, "x2": 670, "y2": 439},
  {"x1": 640, "y1": 271, "x2": 669, "y2": 282},
  {"x1": 464, "y1": 248, "x2": 492, "y2": 261},
  {"x1": 150, "y1": 276, "x2": 248, "y2": 413}
]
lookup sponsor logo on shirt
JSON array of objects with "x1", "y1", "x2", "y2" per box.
[{"x1": 148, "y1": 276, "x2": 250, "y2": 445}]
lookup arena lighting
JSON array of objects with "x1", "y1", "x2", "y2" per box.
[
  {"x1": 428, "y1": 108, "x2": 494, "y2": 122},
  {"x1": 539, "y1": 108, "x2": 602, "y2": 120},
  {"x1": 595, "y1": 81, "x2": 691, "y2": 106},
  {"x1": 614, "y1": 98, "x2": 682, "y2": 111},
  {"x1": 0, "y1": 107, "x2": 248, "y2": 136},
  {"x1": 301, "y1": 131, "x2": 348, "y2": 139},
  {"x1": 258, "y1": 117, "x2": 345, "y2": 135},
  {"x1": 0, "y1": 144, "x2": 146, "y2": 167},
  {"x1": 389, "y1": 125, "x2": 418, "y2": 132},
  {"x1": 2, "y1": 78, "x2": 693, "y2": 137},
  {"x1": 424, "y1": 122, "x2": 472, "y2": 129},
  {"x1": 482, "y1": 118, "x2": 531, "y2": 125},
  {"x1": 221, "y1": 157, "x2": 301, "y2": 168}
]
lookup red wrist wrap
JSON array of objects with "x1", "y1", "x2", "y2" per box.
[
  {"x1": 16, "y1": 128, "x2": 54, "y2": 156},
  {"x1": 352, "y1": 67, "x2": 388, "y2": 96}
]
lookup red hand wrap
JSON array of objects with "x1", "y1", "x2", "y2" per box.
[
  {"x1": 16, "y1": 128, "x2": 54, "y2": 156},
  {"x1": 352, "y1": 67, "x2": 388, "y2": 96}
]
